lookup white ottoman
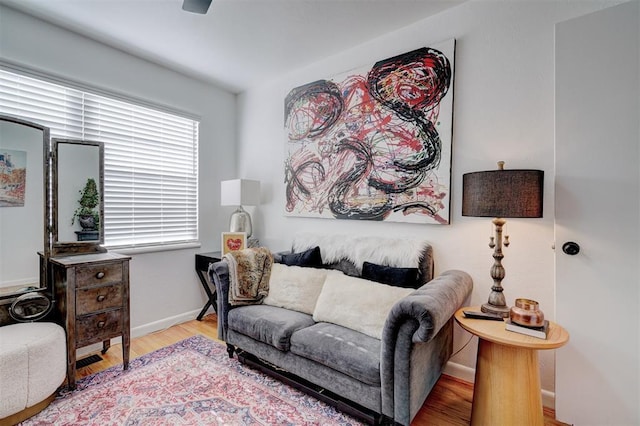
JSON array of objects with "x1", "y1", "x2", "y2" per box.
[{"x1": 0, "y1": 322, "x2": 66, "y2": 422}]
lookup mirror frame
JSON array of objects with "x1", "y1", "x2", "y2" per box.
[
  {"x1": 0, "y1": 114, "x2": 51, "y2": 301},
  {"x1": 51, "y1": 138, "x2": 106, "y2": 256}
]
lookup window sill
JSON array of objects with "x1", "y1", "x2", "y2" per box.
[{"x1": 107, "y1": 241, "x2": 201, "y2": 255}]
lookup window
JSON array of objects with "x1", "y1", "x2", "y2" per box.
[{"x1": 0, "y1": 67, "x2": 199, "y2": 249}]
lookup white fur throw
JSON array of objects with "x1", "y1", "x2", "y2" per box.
[
  {"x1": 313, "y1": 272, "x2": 413, "y2": 340},
  {"x1": 292, "y1": 232, "x2": 430, "y2": 273},
  {"x1": 263, "y1": 264, "x2": 328, "y2": 315}
]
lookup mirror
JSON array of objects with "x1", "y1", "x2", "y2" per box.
[
  {"x1": 52, "y1": 139, "x2": 105, "y2": 256},
  {"x1": 0, "y1": 115, "x2": 50, "y2": 300}
]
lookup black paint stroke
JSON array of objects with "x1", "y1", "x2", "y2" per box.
[
  {"x1": 284, "y1": 80, "x2": 343, "y2": 139},
  {"x1": 284, "y1": 156, "x2": 326, "y2": 213},
  {"x1": 367, "y1": 47, "x2": 451, "y2": 122},
  {"x1": 328, "y1": 138, "x2": 392, "y2": 220}
]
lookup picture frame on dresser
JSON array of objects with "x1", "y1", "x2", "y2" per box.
[{"x1": 221, "y1": 232, "x2": 247, "y2": 255}]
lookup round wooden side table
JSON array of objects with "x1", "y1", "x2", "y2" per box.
[{"x1": 454, "y1": 307, "x2": 569, "y2": 426}]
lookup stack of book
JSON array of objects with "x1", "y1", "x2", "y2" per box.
[{"x1": 505, "y1": 319, "x2": 549, "y2": 339}]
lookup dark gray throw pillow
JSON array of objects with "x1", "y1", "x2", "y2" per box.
[
  {"x1": 279, "y1": 246, "x2": 323, "y2": 268},
  {"x1": 362, "y1": 261, "x2": 420, "y2": 289}
]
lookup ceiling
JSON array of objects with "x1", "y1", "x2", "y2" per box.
[{"x1": 1, "y1": 0, "x2": 466, "y2": 93}]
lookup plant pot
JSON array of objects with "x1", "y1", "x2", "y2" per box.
[{"x1": 78, "y1": 214, "x2": 97, "y2": 231}]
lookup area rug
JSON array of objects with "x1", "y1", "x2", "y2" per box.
[{"x1": 21, "y1": 335, "x2": 363, "y2": 425}]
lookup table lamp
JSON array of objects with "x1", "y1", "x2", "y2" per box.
[
  {"x1": 220, "y1": 179, "x2": 260, "y2": 238},
  {"x1": 462, "y1": 161, "x2": 543, "y2": 317}
]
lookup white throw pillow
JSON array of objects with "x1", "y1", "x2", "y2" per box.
[
  {"x1": 313, "y1": 272, "x2": 413, "y2": 340},
  {"x1": 263, "y1": 263, "x2": 328, "y2": 315}
]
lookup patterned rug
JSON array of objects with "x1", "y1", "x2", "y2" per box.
[{"x1": 21, "y1": 335, "x2": 363, "y2": 425}]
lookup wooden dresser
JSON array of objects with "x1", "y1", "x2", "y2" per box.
[{"x1": 50, "y1": 252, "x2": 131, "y2": 389}]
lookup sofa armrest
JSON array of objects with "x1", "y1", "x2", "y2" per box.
[
  {"x1": 207, "y1": 259, "x2": 233, "y2": 341},
  {"x1": 384, "y1": 269, "x2": 473, "y2": 343},
  {"x1": 380, "y1": 269, "x2": 473, "y2": 425}
]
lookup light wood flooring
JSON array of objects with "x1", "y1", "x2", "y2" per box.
[{"x1": 76, "y1": 314, "x2": 567, "y2": 426}]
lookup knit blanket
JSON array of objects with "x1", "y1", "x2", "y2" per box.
[{"x1": 224, "y1": 247, "x2": 273, "y2": 306}]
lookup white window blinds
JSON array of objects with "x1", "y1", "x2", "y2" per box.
[
  {"x1": 0, "y1": 70, "x2": 84, "y2": 138},
  {"x1": 83, "y1": 95, "x2": 199, "y2": 247},
  {"x1": 0, "y1": 68, "x2": 199, "y2": 249}
]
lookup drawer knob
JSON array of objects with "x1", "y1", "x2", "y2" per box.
[
  {"x1": 96, "y1": 272, "x2": 105, "y2": 279},
  {"x1": 97, "y1": 321, "x2": 106, "y2": 329},
  {"x1": 96, "y1": 294, "x2": 106, "y2": 302}
]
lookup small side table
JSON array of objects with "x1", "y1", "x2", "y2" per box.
[
  {"x1": 195, "y1": 251, "x2": 221, "y2": 321},
  {"x1": 454, "y1": 307, "x2": 569, "y2": 426}
]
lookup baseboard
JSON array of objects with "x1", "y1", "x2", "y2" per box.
[
  {"x1": 130, "y1": 308, "x2": 203, "y2": 338},
  {"x1": 444, "y1": 360, "x2": 556, "y2": 409},
  {"x1": 443, "y1": 360, "x2": 475, "y2": 383},
  {"x1": 541, "y1": 389, "x2": 555, "y2": 410}
]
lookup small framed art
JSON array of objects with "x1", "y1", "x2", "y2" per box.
[{"x1": 221, "y1": 232, "x2": 247, "y2": 255}]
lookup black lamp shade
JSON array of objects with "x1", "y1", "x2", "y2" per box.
[{"x1": 462, "y1": 169, "x2": 544, "y2": 218}]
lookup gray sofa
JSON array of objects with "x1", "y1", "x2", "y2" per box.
[{"x1": 208, "y1": 233, "x2": 472, "y2": 425}]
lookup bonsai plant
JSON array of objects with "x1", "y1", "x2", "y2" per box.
[{"x1": 72, "y1": 177, "x2": 100, "y2": 231}]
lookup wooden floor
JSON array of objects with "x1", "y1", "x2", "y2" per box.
[{"x1": 77, "y1": 314, "x2": 567, "y2": 426}]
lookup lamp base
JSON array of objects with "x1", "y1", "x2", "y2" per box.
[
  {"x1": 481, "y1": 302, "x2": 510, "y2": 318},
  {"x1": 229, "y1": 206, "x2": 253, "y2": 238}
]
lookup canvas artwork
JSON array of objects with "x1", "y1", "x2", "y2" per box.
[
  {"x1": 0, "y1": 149, "x2": 27, "y2": 207},
  {"x1": 284, "y1": 39, "x2": 455, "y2": 224}
]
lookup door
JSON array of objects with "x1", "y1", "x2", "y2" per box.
[{"x1": 555, "y1": 2, "x2": 639, "y2": 424}]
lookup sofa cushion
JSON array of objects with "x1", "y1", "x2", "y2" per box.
[
  {"x1": 313, "y1": 273, "x2": 413, "y2": 339},
  {"x1": 290, "y1": 322, "x2": 381, "y2": 386},
  {"x1": 228, "y1": 305, "x2": 315, "y2": 351},
  {"x1": 362, "y1": 261, "x2": 421, "y2": 288},
  {"x1": 278, "y1": 246, "x2": 323, "y2": 268},
  {"x1": 263, "y1": 263, "x2": 328, "y2": 315}
]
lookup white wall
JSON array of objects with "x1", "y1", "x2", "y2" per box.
[
  {"x1": 0, "y1": 5, "x2": 237, "y2": 332},
  {"x1": 237, "y1": 0, "x2": 620, "y2": 400}
]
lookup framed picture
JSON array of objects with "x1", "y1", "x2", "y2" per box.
[
  {"x1": 221, "y1": 232, "x2": 247, "y2": 255},
  {"x1": 0, "y1": 148, "x2": 28, "y2": 207}
]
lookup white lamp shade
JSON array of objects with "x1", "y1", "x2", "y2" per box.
[{"x1": 220, "y1": 179, "x2": 260, "y2": 206}]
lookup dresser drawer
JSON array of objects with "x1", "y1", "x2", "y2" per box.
[
  {"x1": 76, "y1": 284, "x2": 123, "y2": 315},
  {"x1": 76, "y1": 310, "x2": 123, "y2": 346},
  {"x1": 75, "y1": 262, "x2": 123, "y2": 288}
]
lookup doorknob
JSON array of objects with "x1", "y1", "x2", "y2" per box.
[{"x1": 562, "y1": 241, "x2": 580, "y2": 255}]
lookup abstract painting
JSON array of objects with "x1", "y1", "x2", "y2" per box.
[
  {"x1": 0, "y1": 149, "x2": 27, "y2": 207},
  {"x1": 284, "y1": 39, "x2": 455, "y2": 224}
]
